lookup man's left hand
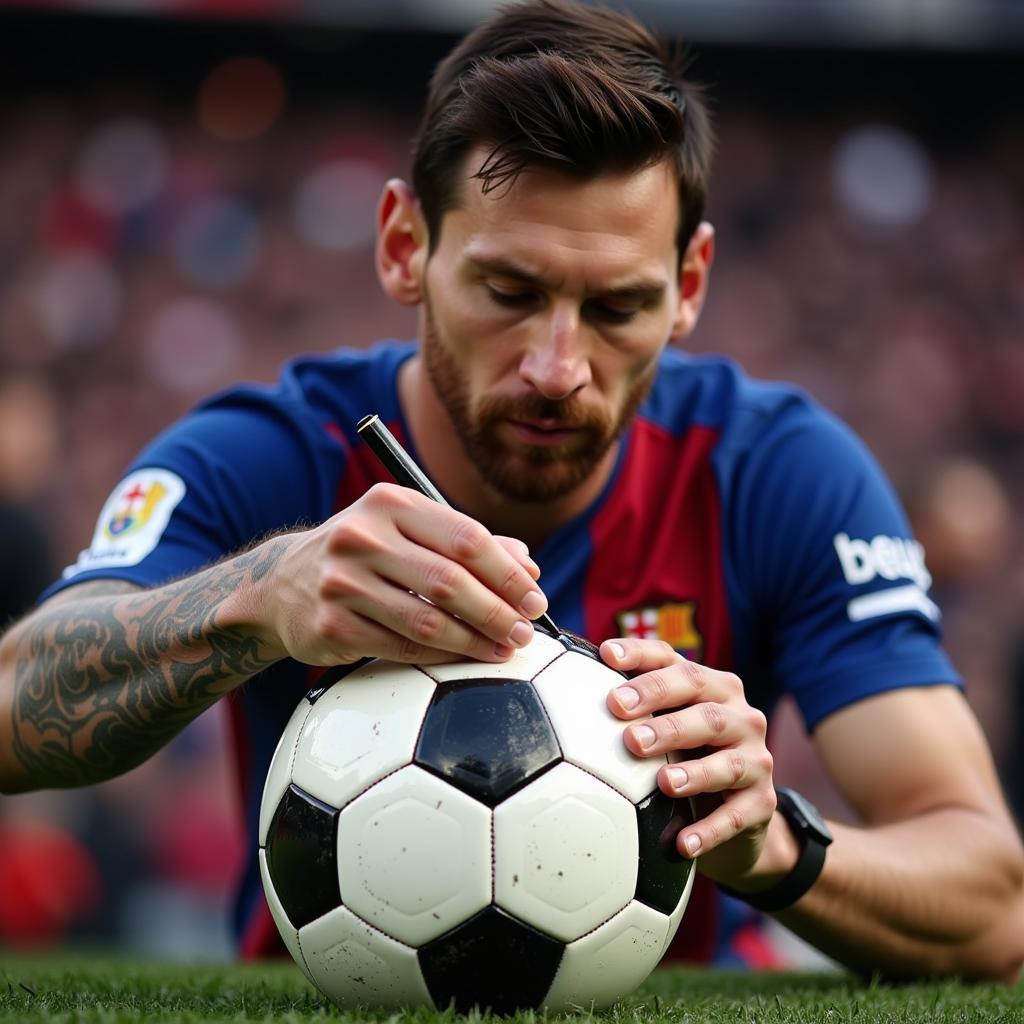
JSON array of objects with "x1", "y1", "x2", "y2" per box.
[{"x1": 602, "y1": 637, "x2": 779, "y2": 888}]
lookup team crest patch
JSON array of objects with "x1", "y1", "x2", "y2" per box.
[
  {"x1": 615, "y1": 602, "x2": 703, "y2": 660},
  {"x1": 63, "y1": 468, "x2": 186, "y2": 578}
]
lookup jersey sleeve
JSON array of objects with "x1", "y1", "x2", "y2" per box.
[
  {"x1": 44, "y1": 389, "x2": 341, "y2": 600},
  {"x1": 725, "y1": 401, "x2": 961, "y2": 731}
]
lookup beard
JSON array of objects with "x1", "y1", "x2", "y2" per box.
[{"x1": 421, "y1": 297, "x2": 656, "y2": 503}]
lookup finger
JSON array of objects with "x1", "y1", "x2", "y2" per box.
[
  {"x1": 494, "y1": 536, "x2": 541, "y2": 581},
  {"x1": 675, "y1": 788, "x2": 775, "y2": 860},
  {"x1": 370, "y1": 544, "x2": 538, "y2": 650},
  {"x1": 389, "y1": 492, "x2": 549, "y2": 621},
  {"x1": 605, "y1": 652, "x2": 744, "y2": 718},
  {"x1": 658, "y1": 747, "x2": 774, "y2": 798},
  {"x1": 326, "y1": 585, "x2": 519, "y2": 664},
  {"x1": 621, "y1": 703, "x2": 749, "y2": 758}
]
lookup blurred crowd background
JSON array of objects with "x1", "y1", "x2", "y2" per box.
[{"x1": 0, "y1": 0, "x2": 1022, "y2": 960}]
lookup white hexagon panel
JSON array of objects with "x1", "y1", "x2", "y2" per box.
[
  {"x1": 299, "y1": 904, "x2": 433, "y2": 1010},
  {"x1": 338, "y1": 765, "x2": 491, "y2": 946},
  {"x1": 422, "y1": 630, "x2": 564, "y2": 683},
  {"x1": 290, "y1": 662, "x2": 436, "y2": 810},
  {"x1": 493, "y1": 762, "x2": 637, "y2": 942},
  {"x1": 532, "y1": 650, "x2": 663, "y2": 803},
  {"x1": 258, "y1": 849, "x2": 315, "y2": 987},
  {"x1": 543, "y1": 899, "x2": 671, "y2": 1011},
  {"x1": 259, "y1": 698, "x2": 313, "y2": 846}
]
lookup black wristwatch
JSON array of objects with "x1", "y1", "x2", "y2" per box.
[{"x1": 719, "y1": 786, "x2": 833, "y2": 913}]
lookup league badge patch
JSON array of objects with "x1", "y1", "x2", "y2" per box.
[
  {"x1": 63, "y1": 468, "x2": 186, "y2": 577},
  {"x1": 616, "y1": 601, "x2": 703, "y2": 660}
]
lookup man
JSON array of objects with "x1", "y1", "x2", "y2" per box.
[{"x1": 1, "y1": 0, "x2": 1022, "y2": 980}]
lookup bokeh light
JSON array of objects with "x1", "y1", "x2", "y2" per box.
[
  {"x1": 172, "y1": 195, "x2": 262, "y2": 288},
  {"x1": 291, "y1": 159, "x2": 384, "y2": 252},
  {"x1": 141, "y1": 297, "x2": 242, "y2": 394},
  {"x1": 74, "y1": 117, "x2": 167, "y2": 216},
  {"x1": 197, "y1": 57, "x2": 286, "y2": 143},
  {"x1": 832, "y1": 124, "x2": 933, "y2": 229},
  {"x1": 33, "y1": 251, "x2": 122, "y2": 351}
]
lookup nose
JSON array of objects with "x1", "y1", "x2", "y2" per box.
[{"x1": 518, "y1": 305, "x2": 591, "y2": 401}]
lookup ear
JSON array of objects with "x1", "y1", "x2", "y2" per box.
[
  {"x1": 375, "y1": 178, "x2": 429, "y2": 306},
  {"x1": 671, "y1": 221, "x2": 715, "y2": 340}
]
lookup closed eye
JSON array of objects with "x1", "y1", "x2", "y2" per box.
[
  {"x1": 487, "y1": 286, "x2": 538, "y2": 309},
  {"x1": 584, "y1": 300, "x2": 640, "y2": 325}
]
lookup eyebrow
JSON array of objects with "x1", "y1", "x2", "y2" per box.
[{"x1": 467, "y1": 254, "x2": 667, "y2": 303}]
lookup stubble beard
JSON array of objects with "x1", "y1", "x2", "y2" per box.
[{"x1": 421, "y1": 298, "x2": 656, "y2": 503}]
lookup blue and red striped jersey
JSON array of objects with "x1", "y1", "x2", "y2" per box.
[{"x1": 47, "y1": 340, "x2": 959, "y2": 964}]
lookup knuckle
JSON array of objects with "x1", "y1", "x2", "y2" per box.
[
  {"x1": 761, "y1": 786, "x2": 778, "y2": 817},
  {"x1": 746, "y1": 706, "x2": 768, "y2": 736},
  {"x1": 645, "y1": 669, "x2": 673, "y2": 705},
  {"x1": 705, "y1": 819, "x2": 722, "y2": 847},
  {"x1": 729, "y1": 752, "x2": 747, "y2": 786},
  {"x1": 329, "y1": 517, "x2": 383, "y2": 555},
  {"x1": 393, "y1": 634, "x2": 428, "y2": 662},
  {"x1": 727, "y1": 806, "x2": 746, "y2": 835},
  {"x1": 318, "y1": 569, "x2": 358, "y2": 600},
  {"x1": 480, "y1": 598, "x2": 506, "y2": 630},
  {"x1": 422, "y1": 559, "x2": 461, "y2": 602},
  {"x1": 449, "y1": 518, "x2": 489, "y2": 560},
  {"x1": 758, "y1": 749, "x2": 774, "y2": 778},
  {"x1": 657, "y1": 640, "x2": 677, "y2": 662},
  {"x1": 702, "y1": 701, "x2": 728, "y2": 737},
  {"x1": 659, "y1": 714, "x2": 685, "y2": 747},
  {"x1": 681, "y1": 658, "x2": 707, "y2": 693},
  {"x1": 722, "y1": 671, "x2": 743, "y2": 693},
  {"x1": 408, "y1": 603, "x2": 445, "y2": 642},
  {"x1": 313, "y1": 609, "x2": 345, "y2": 644}
]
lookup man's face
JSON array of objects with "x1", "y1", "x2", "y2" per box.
[{"x1": 420, "y1": 154, "x2": 685, "y2": 502}]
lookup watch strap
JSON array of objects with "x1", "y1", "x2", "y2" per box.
[{"x1": 718, "y1": 787, "x2": 831, "y2": 913}]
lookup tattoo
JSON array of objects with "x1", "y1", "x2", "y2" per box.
[{"x1": 10, "y1": 541, "x2": 286, "y2": 788}]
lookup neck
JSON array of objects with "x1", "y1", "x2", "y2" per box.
[{"x1": 397, "y1": 356, "x2": 617, "y2": 549}]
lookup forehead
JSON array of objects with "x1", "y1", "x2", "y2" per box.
[{"x1": 436, "y1": 150, "x2": 680, "y2": 281}]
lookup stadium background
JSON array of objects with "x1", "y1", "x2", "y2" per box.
[{"x1": 0, "y1": 0, "x2": 1021, "y2": 963}]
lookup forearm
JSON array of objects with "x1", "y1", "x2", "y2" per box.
[
  {"x1": 0, "y1": 540, "x2": 287, "y2": 793},
  {"x1": 775, "y1": 808, "x2": 1024, "y2": 981}
]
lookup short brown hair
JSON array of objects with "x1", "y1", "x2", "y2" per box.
[{"x1": 411, "y1": 0, "x2": 712, "y2": 255}]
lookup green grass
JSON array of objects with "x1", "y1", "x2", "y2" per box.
[{"x1": 0, "y1": 956, "x2": 1020, "y2": 1024}]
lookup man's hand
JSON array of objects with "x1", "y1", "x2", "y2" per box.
[
  {"x1": 602, "y1": 637, "x2": 780, "y2": 889},
  {"x1": 252, "y1": 482, "x2": 548, "y2": 667}
]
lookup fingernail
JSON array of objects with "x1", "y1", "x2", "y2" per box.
[
  {"x1": 615, "y1": 686, "x2": 640, "y2": 710},
  {"x1": 633, "y1": 725, "x2": 656, "y2": 749},
  {"x1": 666, "y1": 766, "x2": 688, "y2": 790},
  {"x1": 521, "y1": 591, "x2": 547, "y2": 617},
  {"x1": 685, "y1": 834, "x2": 702, "y2": 856},
  {"x1": 493, "y1": 642, "x2": 514, "y2": 658},
  {"x1": 608, "y1": 641, "x2": 625, "y2": 660},
  {"x1": 507, "y1": 620, "x2": 533, "y2": 647}
]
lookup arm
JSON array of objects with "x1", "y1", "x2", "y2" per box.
[
  {"x1": 0, "y1": 483, "x2": 546, "y2": 794},
  {"x1": 778, "y1": 685, "x2": 1024, "y2": 981},
  {"x1": 603, "y1": 641, "x2": 1024, "y2": 982},
  {"x1": 0, "y1": 544, "x2": 286, "y2": 793}
]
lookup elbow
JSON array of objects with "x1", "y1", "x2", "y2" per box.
[{"x1": 946, "y1": 850, "x2": 1024, "y2": 984}]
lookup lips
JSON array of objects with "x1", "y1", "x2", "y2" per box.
[{"x1": 507, "y1": 419, "x2": 580, "y2": 446}]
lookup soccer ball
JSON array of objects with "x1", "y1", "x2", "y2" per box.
[{"x1": 259, "y1": 629, "x2": 695, "y2": 1013}]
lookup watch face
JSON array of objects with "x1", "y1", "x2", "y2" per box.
[{"x1": 778, "y1": 787, "x2": 833, "y2": 845}]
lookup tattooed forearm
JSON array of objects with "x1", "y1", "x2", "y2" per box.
[{"x1": 6, "y1": 539, "x2": 288, "y2": 789}]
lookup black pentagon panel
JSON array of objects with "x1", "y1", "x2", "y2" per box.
[
  {"x1": 265, "y1": 784, "x2": 340, "y2": 928},
  {"x1": 635, "y1": 789, "x2": 696, "y2": 913},
  {"x1": 419, "y1": 906, "x2": 565, "y2": 1014},
  {"x1": 414, "y1": 678, "x2": 561, "y2": 806}
]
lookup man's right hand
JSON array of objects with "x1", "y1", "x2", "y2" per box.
[{"x1": 253, "y1": 483, "x2": 549, "y2": 666}]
